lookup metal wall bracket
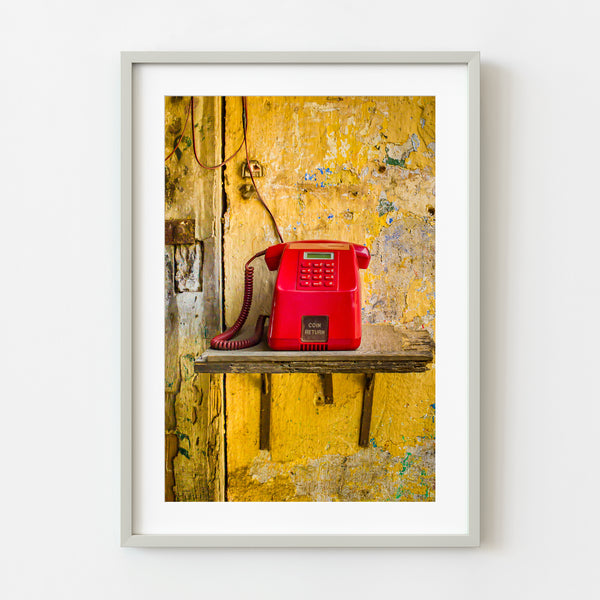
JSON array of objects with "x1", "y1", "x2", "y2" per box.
[
  {"x1": 259, "y1": 373, "x2": 271, "y2": 450},
  {"x1": 318, "y1": 373, "x2": 334, "y2": 405},
  {"x1": 359, "y1": 373, "x2": 376, "y2": 448}
]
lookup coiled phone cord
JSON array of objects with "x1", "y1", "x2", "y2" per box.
[{"x1": 209, "y1": 251, "x2": 269, "y2": 350}]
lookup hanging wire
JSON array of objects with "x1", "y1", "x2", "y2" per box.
[{"x1": 165, "y1": 96, "x2": 284, "y2": 243}]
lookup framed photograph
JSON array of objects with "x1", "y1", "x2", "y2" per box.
[{"x1": 121, "y1": 52, "x2": 480, "y2": 547}]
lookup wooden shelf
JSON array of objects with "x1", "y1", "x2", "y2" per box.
[
  {"x1": 195, "y1": 323, "x2": 434, "y2": 450},
  {"x1": 195, "y1": 324, "x2": 434, "y2": 374}
]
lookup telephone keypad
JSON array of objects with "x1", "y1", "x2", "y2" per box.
[{"x1": 297, "y1": 259, "x2": 337, "y2": 290}]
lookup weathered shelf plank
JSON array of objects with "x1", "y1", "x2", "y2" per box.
[{"x1": 195, "y1": 324, "x2": 434, "y2": 374}]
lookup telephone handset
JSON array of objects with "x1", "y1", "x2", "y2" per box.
[{"x1": 210, "y1": 240, "x2": 370, "y2": 351}]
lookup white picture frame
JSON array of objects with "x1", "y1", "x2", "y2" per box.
[{"x1": 121, "y1": 51, "x2": 480, "y2": 547}]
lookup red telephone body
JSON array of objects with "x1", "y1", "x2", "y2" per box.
[{"x1": 265, "y1": 240, "x2": 371, "y2": 350}]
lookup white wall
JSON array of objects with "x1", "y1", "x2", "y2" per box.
[{"x1": 1, "y1": 1, "x2": 598, "y2": 598}]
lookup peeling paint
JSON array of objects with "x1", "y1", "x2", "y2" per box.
[
  {"x1": 377, "y1": 192, "x2": 397, "y2": 216},
  {"x1": 229, "y1": 441, "x2": 434, "y2": 502}
]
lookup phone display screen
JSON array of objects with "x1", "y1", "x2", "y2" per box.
[{"x1": 304, "y1": 252, "x2": 334, "y2": 260}]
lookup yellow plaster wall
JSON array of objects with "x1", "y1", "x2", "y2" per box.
[{"x1": 223, "y1": 96, "x2": 435, "y2": 502}]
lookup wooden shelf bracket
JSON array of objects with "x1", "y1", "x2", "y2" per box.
[
  {"x1": 359, "y1": 373, "x2": 376, "y2": 448},
  {"x1": 318, "y1": 373, "x2": 334, "y2": 405},
  {"x1": 259, "y1": 373, "x2": 271, "y2": 451}
]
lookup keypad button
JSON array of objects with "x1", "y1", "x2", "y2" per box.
[
  {"x1": 312, "y1": 274, "x2": 322, "y2": 280},
  {"x1": 313, "y1": 262, "x2": 323, "y2": 267},
  {"x1": 301, "y1": 268, "x2": 310, "y2": 273},
  {"x1": 324, "y1": 268, "x2": 334, "y2": 273},
  {"x1": 324, "y1": 275, "x2": 334, "y2": 280},
  {"x1": 312, "y1": 281, "x2": 322, "y2": 287},
  {"x1": 300, "y1": 281, "x2": 311, "y2": 286},
  {"x1": 300, "y1": 274, "x2": 310, "y2": 280},
  {"x1": 312, "y1": 268, "x2": 323, "y2": 273},
  {"x1": 301, "y1": 261, "x2": 310, "y2": 267},
  {"x1": 324, "y1": 281, "x2": 334, "y2": 287}
]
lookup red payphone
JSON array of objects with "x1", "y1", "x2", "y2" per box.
[{"x1": 210, "y1": 240, "x2": 370, "y2": 351}]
